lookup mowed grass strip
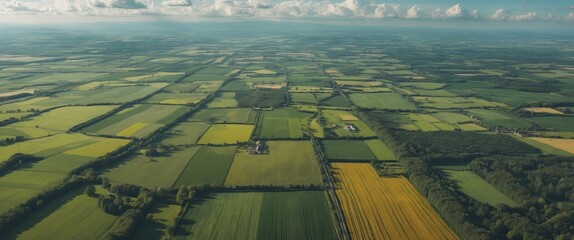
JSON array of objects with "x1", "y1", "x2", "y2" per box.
[
  {"x1": 332, "y1": 163, "x2": 459, "y2": 240},
  {"x1": 224, "y1": 141, "x2": 322, "y2": 187},
  {"x1": 443, "y1": 170, "x2": 518, "y2": 207},
  {"x1": 173, "y1": 146, "x2": 237, "y2": 187},
  {"x1": 103, "y1": 147, "x2": 201, "y2": 189},
  {"x1": 322, "y1": 140, "x2": 375, "y2": 161},
  {"x1": 1, "y1": 186, "x2": 117, "y2": 240},
  {"x1": 197, "y1": 124, "x2": 254, "y2": 145}
]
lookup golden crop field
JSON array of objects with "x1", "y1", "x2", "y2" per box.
[
  {"x1": 332, "y1": 163, "x2": 459, "y2": 240},
  {"x1": 523, "y1": 107, "x2": 564, "y2": 115},
  {"x1": 530, "y1": 137, "x2": 574, "y2": 154}
]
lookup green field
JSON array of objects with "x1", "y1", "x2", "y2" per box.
[
  {"x1": 207, "y1": 92, "x2": 239, "y2": 108},
  {"x1": 175, "y1": 191, "x2": 337, "y2": 240},
  {"x1": 433, "y1": 112, "x2": 477, "y2": 124},
  {"x1": 0, "y1": 105, "x2": 117, "y2": 139},
  {"x1": 135, "y1": 201, "x2": 181, "y2": 240},
  {"x1": 0, "y1": 133, "x2": 127, "y2": 162},
  {"x1": 349, "y1": 93, "x2": 416, "y2": 110},
  {"x1": 530, "y1": 116, "x2": 574, "y2": 132},
  {"x1": 517, "y1": 137, "x2": 574, "y2": 156},
  {"x1": 321, "y1": 110, "x2": 376, "y2": 138},
  {"x1": 321, "y1": 140, "x2": 376, "y2": 161},
  {"x1": 191, "y1": 108, "x2": 256, "y2": 123},
  {"x1": 57, "y1": 83, "x2": 168, "y2": 105},
  {"x1": 1, "y1": 186, "x2": 118, "y2": 240},
  {"x1": 444, "y1": 170, "x2": 518, "y2": 207},
  {"x1": 364, "y1": 139, "x2": 396, "y2": 161},
  {"x1": 466, "y1": 109, "x2": 533, "y2": 129},
  {"x1": 224, "y1": 141, "x2": 322, "y2": 186},
  {"x1": 160, "y1": 122, "x2": 211, "y2": 146},
  {"x1": 83, "y1": 104, "x2": 189, "y2": 138},
  {"x1": 0, "y1": 170, "x2": 67, "y2": 213},
  {"x1": 146, "y1": 92, "x2": 207, "y2": 105},
  {"x1": 197, "y1": 124, "x2": 254, "y2": 144},
  {"x1": 103, "y1": 147, "x2": 201, "y2": 188},
  {"x1": 254, "y1": 109, "x2": 313, "y2": 139},
  {"x1": 173, "y1": 146, "x2": 237, "y2": 187}
]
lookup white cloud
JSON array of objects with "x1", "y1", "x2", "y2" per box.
[
  {"x1": 566, "y1": 12, "x2": 574, "y2": 21},
  {"x1": 163, "y1": 0, "x2": 193, "y2": 7},
  {"x1": 89, "y1": 0, "x2": 147, "y2": 9},
  {"x1": 444, "y1": 4, "x2": 470, "y2": 18},
  {"x1": 0, "y1": 0, "x2": 41, "y2": 12},
  {"x1": 511, "y1": 11, "x2": 537, "y2": 21},
  {"x1": 405, "y1": 5, "x2": 423, "y2": 19},
  {"x1": 490, "y1": 9, "x2": 508, "y2": 20}
]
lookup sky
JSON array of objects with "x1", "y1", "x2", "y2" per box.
[{"x1": 0, "y1": 0, "x2": 573, "y2": 24}]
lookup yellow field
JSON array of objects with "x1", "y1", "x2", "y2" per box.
[
  {"x1": 332, "y1": 163, "x2": 458, "y2": 240},
  {"x1": 65, "y1": 138, "x2": 132, "y2": 157},
  {"x1": 523, "y1": 107, "x2": 564, "y2": 115},
  {"x1": 124, "y1": 72, "x2": 182, "y2": 81},
  {"x1": 530, "y1": 137, "x2": 574, "y2": 154},
  {"x1": 197, "y1": 124, "x2": 254, "y2": 144},
  {"x1": 117, "y1": 123, "x2": 148, "y2": 137},
  {"x1": 340, "y1": 114, "x2": 359, "y2": 121}
]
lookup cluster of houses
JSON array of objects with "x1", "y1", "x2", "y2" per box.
[{"x1": 332, "y1": 123, "x2": 357, "y2": 132}]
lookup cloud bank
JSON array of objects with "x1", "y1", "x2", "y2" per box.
[{"x1": 0, "y1": 0, "x2": 572, "y2": 22}]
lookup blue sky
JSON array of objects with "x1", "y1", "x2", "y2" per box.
[{"x1": 0, "y1": 0, "x2": 572, "y2": 23}]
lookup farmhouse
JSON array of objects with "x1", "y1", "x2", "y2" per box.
[{"x1": 344, "y1": 124, "x2": 356, "y2": 131}]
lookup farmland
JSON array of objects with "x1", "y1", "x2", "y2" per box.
[
  {"x1": 443, "y1": 170, "x2": 518, "y2": 207},
  {"x1": 197, "y1": 124, "x2": 254, "y2": 144},
  {"x1": 83, "y1": 104, "x2": 189, "y2": 138},
  {"x1": 332, "y1": 163, "x2": 458, "y2": 240},
  {"x1": 1, "y1": 22, "x2": 573, "y2": 240},
  {"x1": 175, "y1": 191, "x2": 337, "y2": 240},
  {"x1": 224, "y1": 141, "x2": 322, "y2": 186}
]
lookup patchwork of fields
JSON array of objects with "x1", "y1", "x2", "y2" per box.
[{"x1": 3, "y1": 27, "x2": 574, "y2": 240}]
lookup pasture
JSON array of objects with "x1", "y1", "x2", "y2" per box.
[
  {"x1": 530, "y1": 116, "x2": 574, "y2": 132},
  {"x1": 206, "y1": 92, "x2": 238, "y2": 108},
  {"x1": 364, "y1": 139, "x2": 396, "y2": 161},
  {"x1": 175, "y1": 191, "x2": 337, "y2": 240},
  {"x1": 254, "y1": 109, "x2": 313, "y2": 139},
  {"x1": 322, "y1": 140, "x2": 376, "y2": 162},
  {"x1": 1, "y1": 186, "x2": 118, "y2": 240},
  {"x1": 83, "y1": 104, "x2": 189, "y2": 138},
  {"x1": 0, "y1": 105, "x2": 116, "y2": 139},
  {"x1": 443, "y1": 170, "x2": 518, "y2": 207},
  {"x1": 191, "y1": 108, "x2": 256, "y2": 124},
  {"x1": 197, "y1": 124, "x2": 254, "y2": 144},
  {"x1": 160, "y1": 122, "x2": 211, "y2": 146},
  {"x1": 173, "y1": 146, "x2": 237, "y2": 187},
  {"x1": 466, "y1": 109, "x2": 533, "y2": 129},
  {"x1": 103, "y1": 147, "x2": 201, "y2": 189},
  {"x1": 224, "y1": 141, "x2": 322, "y2": 186},
  {"x1": 332, "y1": 163, "x2": 458, "y2": 240},
  {"x1": 349, "y1": 93, "x2": 416, "y2": 110}
]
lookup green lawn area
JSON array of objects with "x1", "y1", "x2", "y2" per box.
[
  {"x1": 175, "y1": 191, "x2": 337, "y2": 240},
  {"x1": 173, "y1": 146, "x2": 237, "y2": 187},
  {"x1": 224, "y1": 141, "x2": 322, "y2": 187},
  {"x1": 349, "y1": 93, "x2": 416, "y2": 110},
  {"x1": 322, "y1": 140, "x2": 375, "y2": 162},
  {"x1": 444, "y1": 170, "x2": 518, "y2": 207},
  {"x1": 103, "y1": 147, "x2": 201, "y2": 189}
]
